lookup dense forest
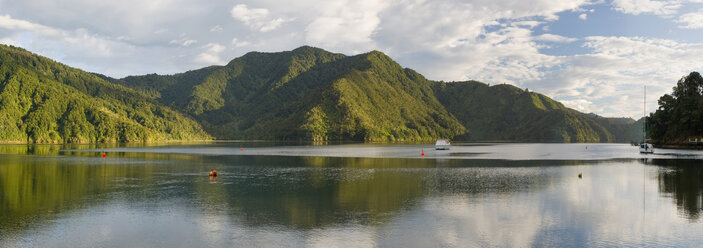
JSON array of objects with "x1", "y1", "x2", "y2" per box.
[
  {"x1": 0, "y1": 45, "x2": 211, "y2": 143},
  {"x1": 110, "y1": 47, "x2": 466, "y2": 141},
  {"x1": 434, "y1": 81, "x2": 639, "y2": 142},
  {"x1": 1, "y1": 44, "x2": 639, "y2": 143},
  {"x1": 112, "y1": 46, "x2": 636, "y2": 142},
  {"x1": 648, "y1": 71, "x2": 703, "y2": 145}
]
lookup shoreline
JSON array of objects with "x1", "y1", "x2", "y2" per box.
[
  {"x1": 655, "y1": 144, "x2": 703, "y2": 150},
  {"x1": 0, "y1": 139, "x2": 635, "y2": 145}
]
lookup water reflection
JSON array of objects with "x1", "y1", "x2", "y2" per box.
[
  {"x1": 648, "y1": 159, "x2": 703, "y2": 220},
  {"x1": 2, "y1": 144, "x2": 703, "y2": 247},
  {"x1": 0, "y1": 151, "x2": 566, "y2": 233}
]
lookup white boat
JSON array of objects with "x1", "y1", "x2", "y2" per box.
[
  {"x1": 639, "y1": 143, "x2": 654, "y2": 154},
  {"x1": 435, "y1": 139, "x2": 451, "y2": 150},
  {"x1": 640, "y1": 85, "x2": 654, "y2": 154}
]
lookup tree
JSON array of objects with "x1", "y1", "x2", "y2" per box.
[{"x1": 649, "y1": 71, "x2": 703, "y2": 144}]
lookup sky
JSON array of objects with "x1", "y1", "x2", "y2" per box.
[{"x1": 1, "y1": 0, "x2": 703, "y2": 118}]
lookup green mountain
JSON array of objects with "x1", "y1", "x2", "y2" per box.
[
  {"x1": 111, "y1": 46, "x2": 466, "y2": 141},
  {"x1": 110, "y1": 46, "x2": 635, "y2": 143},
  {"x1": 1, "y1": 44, "x2": 636, "y2": 143},
  {"x1": 0, "y1": 45, "x2": 211, "y2": 143},
  {"x1": 433, "y1": 81, "x2": 635, "y2": 142}
]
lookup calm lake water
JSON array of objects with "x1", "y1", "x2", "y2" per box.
[{"x1": 1, "y1": 143, "x2": 703, "y2": 247}]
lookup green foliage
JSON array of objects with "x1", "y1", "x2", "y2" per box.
[
  {"x1": 433, "y1": 81, "x2": 634, "y2": 142},
  {"x1": 0, "y1": 45, "x2": 211, "y2": 143},
  {"x1": 649, "y1": 71, "x2": 703, "y2": 144},
  {"x1": 114, "y1": 46, "x2": 464, "y2": 141},
  {"x1": 14, "y1": 44, "x2": 635, "y2": 143}
]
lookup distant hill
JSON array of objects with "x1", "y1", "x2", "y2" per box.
[
  {"x1": 433, "y1": 81, "x2": 635, "y2": 142},
  {"x1": 0, "y1": 45, "x2": 211, "y2": 143},
  {"x1": 109, "y1": 46, "x2": 635, "y2": 142}
]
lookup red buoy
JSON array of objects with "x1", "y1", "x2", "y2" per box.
[
  {"x1": 585, "y1": 146, "x2": 588, "y2": 150},
  {"x1": 209, "y1": 170, "x2": 217, "y2": 177},
  {"x1": 240, "y1": 148, "x2": 244, "y2": 151},
  {"x1": 102, "y1": 153, "x2": 106, "y2": 158},
  {"x1": 421, "y1": 151, "x2": 424, "y2": 156}
]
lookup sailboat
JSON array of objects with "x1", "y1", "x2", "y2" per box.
[{"x1": 640, "y1": 85, "x2": 654, "y2": 154}]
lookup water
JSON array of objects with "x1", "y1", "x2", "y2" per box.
[{"x1": 1, "y1": 143, "x2": 703, "y2": 247}]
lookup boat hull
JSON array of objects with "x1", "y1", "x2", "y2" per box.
[{"x1": 639, "y1": 143, "x2": 654, "y2": 154}]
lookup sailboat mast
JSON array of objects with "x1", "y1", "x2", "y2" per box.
[{"x1": 643, "y1": 85, "x2": 646, "y2": 142}]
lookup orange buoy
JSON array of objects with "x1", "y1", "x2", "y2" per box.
[
  {"x1": 102, "y1": 152, "x2": 106, "y2": 158},
  {"x1": 209, "y1": 170, "x2": 217, "y2": 177}
]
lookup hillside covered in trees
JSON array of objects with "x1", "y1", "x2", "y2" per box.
[
  {"x1": 434, "y1": 81, "x2": 639, "y2": 142},
  {"x1": 0, "y1": 44, "x2": 639, "y2": 143},
  {"x1": 0, "y1": 45, "x2": 211, "y2": 143},
  {"x1": 109, "y1": 47, "x2": 465, "y2": 141},
  {"x1": 110, "y1": 46, "x2": 636, "y2": 143},
  {"x1": 649, "y1": 71, "x2": 703, "y2": 146}
]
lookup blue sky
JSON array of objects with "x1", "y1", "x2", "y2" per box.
[{"x1": 1, "y1": 0, "x2": 703, "y2": 118}]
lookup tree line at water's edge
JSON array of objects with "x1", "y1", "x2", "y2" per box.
[
  {"x1": 648, "y1": 71, "x2": 703, "y2": 146},
  {"x1": 0, "y1": 44, "x2": 646, "y2": 143}
]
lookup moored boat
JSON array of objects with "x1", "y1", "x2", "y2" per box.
[
  {"x1": 435, "y1": 139, "x2": 451, "y2": 150},
  {"x1": 639, "y1": 143, "x2": 653, "y2": 154},
  {"x1": 640, "y1": 85, "x2": 654, "y2": 154}
]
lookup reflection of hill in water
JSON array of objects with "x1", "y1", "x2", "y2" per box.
[
  {"x1": 0, "y1": 154, "x2": 160, "y2": 237},
  {"x1": 4, "y1": 145, "x2": 656, "y2": 235},
  {"x1": 0, "y1": 149, "x2": 569, "y2": 233},
  {"x1": 214, "y1": 156, "x2": 561, "y2": 229},
  {"x1": 650, "y1": 159, "x2": 703, "y2": 221}
]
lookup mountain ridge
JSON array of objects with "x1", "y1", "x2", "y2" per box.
[
  {"x1": 1, "y1": 44, "x2": 636, "y2": 143},
  {"x1": 111, "y1": 46, "x2": 635, "y2": 142}
]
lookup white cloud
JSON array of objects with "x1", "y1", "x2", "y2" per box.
[
  {"x1": 0, "y1": 37, "x2": 17, "y2": 45},
  {"x1": 209, "y1": 25, "x2": 222, "y2": 32},
  {"x1": 230, "y1": 4, "x2": 291, "y2": 32},
  {"x1": 231, "y1": 4, "x2": 269, "y2": 25},
  {"x1": 0, "y1": 14, "x2": 60, "y2": 36},
  {"x1": 169, "y1": 34, "x2": 197, "y2": 47},
  {"x1": 0, "y1": 14, "x2": 127, "y2": 59},
  {"x1": 611, "y1": 0, "x2": 681, "y2": 15},
  {"x1": 231, "y1": 38, "x2": 250, "y2": 47},
  {"x1": 304, "y1": 0, "x2": 388, "y2": 51},
  {"x1": 676, "y1": 9, "x2": 703, "y2": 28},
  {"x1": 372, "y1": 0, "x2": 589, "y2": 83},
  {"x1": 560, "y1": 99, "x2": 602, "y2": 113},
  {"x1": 535, "y1": 33, "x2": 578, "y2": 43},
  {"x1": 579, "y1": 13, "x2": 588, "y2": 20},
  {"x1": 526, "y1": 36, "x2": 703, "y2": 117},
  {"x1": 194, "y1": 43, "x2": 226, "y2": 64}
]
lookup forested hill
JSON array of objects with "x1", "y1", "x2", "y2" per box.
[
  {"x1": 0, "y1": 44, "x2": 636, "y2": 143},
  {"x1": 434, "y1": 81, "x2": 638, "y2": 142},
  {"x1": 110, "y1": 46, "x2": 636, "y2": 143},
  {"x1": 0, "y1": 45, "x2": 211, "y2": 143},
  {"x1": 110, "y1": 46, "x2": 466, "y2": 141}
]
